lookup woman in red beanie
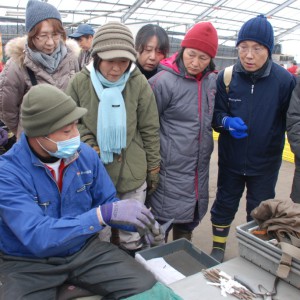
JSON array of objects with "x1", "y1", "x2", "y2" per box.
[{"x1": 148, "y1": 22, "x2": 218, "y2": 241}]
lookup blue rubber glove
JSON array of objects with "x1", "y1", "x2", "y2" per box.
[
  {"x1": 100, "y1": 199, "x2": 155, "y2": 231},
  {"x1": 223, "y1": 117, "x2": 248, "y2": 139}
]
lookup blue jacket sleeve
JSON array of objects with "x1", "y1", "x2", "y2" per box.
[{"x1": 0, "y1": 146, "x2": 119, "y2": 258}]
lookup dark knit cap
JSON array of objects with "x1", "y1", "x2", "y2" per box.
[
  {"x1": 22, "y1": 84, "x2": 87, "y2": 137},
  {"x1": 181, "y1": 22, "x2": 218, "y2": 58},
  {"x1": 236, "y1": 14, "x2": 274, "y2": 55},
  {"x1": 25, "y1": 0, "x2": 62, "y2": 33},
  {"x1": 92, "y1": 22, "x2": 137, "y2": 62}
]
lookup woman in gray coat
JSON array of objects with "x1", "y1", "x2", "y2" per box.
[{"x1": 148, "y1": 22, "x2": 218, "y2": 241}]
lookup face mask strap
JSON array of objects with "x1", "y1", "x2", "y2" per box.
[
  {"x1": 36, "y1": 138, "x2": 53, "y2": 154},
  {"x1": 44, "y1": 136, "x2": 57, "y2": 145}
]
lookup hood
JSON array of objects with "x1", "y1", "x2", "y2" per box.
[
  {"x1": 5, "y1": 36, "x2": 27, "y2": 67},
  {"x1": 5, "y1": 36, "x2": 80, "y2": 67},
  {"x1": 66, "y1": 38, "x2": 81, "y2": 58},
  {"x1": 159, "y1": 52, "x2": 181, "y2": 75}
]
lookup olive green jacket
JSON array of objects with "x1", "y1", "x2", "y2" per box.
[{"x1": 65, "y1": 64, "x2": 160, "y2": 193}]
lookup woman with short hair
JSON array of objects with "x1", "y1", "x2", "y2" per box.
[
  {"x1": 135, "y1": 24, "x2": 169, "y2": 79},
  {"x1": 0, "y1": 0, "x2": 79, "y2": 138}
]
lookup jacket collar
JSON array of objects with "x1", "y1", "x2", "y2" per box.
[
  {"x1": 235, "y1": 58, "x2": 272, "y2": 80},
  {"x1": 20, "y1": 132, "x2": 80, "y2": 167},
  {"x1": 5, "y1": 35, "x2": 80, "y2": 68}
]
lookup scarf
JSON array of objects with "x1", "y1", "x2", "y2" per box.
[
  {"x1": 90, "y1": 65, "x2": 130, "y2": 164},
  {"x1": 27, "y1": 41, "x2": 67, "y2": 74}
]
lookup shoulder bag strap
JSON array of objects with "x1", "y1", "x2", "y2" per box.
[
  {"x1": 26, "y1": 67, "x2": 38, "y2": 86},
  {"x1": 223, "y1": 65, "x2": 234, "y2": 94}
]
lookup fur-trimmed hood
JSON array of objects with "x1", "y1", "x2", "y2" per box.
[{"x1": 5, "y1": 36, "x2": 80, "y2": 67}]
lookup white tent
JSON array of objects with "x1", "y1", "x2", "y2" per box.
[{"x1": 0, "y1": 0, "x2": 299, "y2": 60}]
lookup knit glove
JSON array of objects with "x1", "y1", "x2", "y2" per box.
[
  {"x1": 147, "y1": 167, "x2": 160, "y2": 195},
  {"x1": 223, "y1": 117, "x2": 248, "y2": 139},
  {"x1": 92, "y1": 145, "x2": 100, "y2": 155},
  {"x1": 100, "y1": 199, "x2": 155, "y2": 231},
  {"x1": 0, "y1": 128, "x2": 8, "y2": 146}
]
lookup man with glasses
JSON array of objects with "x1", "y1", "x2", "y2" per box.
[
  {"x1": 210, "y1": 15, "x2": 296, "y2": 262},
  {"x1": 0, "y1": 0, "x2": 79, "y2": 139}
]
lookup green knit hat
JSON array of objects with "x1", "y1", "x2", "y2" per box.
[
  {"x1": 92, "y1": 22, "x2": 137, "y2": 62},
  {"x1": 22, "y1": 84, "x2": 87, "y2": 137}
]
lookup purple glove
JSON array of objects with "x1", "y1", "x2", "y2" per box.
[
  {"x1": 223, "y1": 117, "x2": 248, "y2": 139},
  {"x1": 100, "y1": 199, "x2": 155, "y2": 231},
  {"x1": 0, "y1": 128, "x2": 8, "y2": 146},
  {"x1": 143, "y1": 221, "x2": 165, "y2": 247}
]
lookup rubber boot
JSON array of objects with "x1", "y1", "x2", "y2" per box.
[
  {"x1": 210, "y1": 224, "x2": 230, "y2": 263},
  {"x1": 172, "y1": 224, "x2": 192, "y2": 241}
]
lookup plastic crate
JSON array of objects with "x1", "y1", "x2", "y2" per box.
[
  {"x1": 135, "y1": 239, "x2": 219, "y2": 284},
  {"x1": 236, "y1": 220, "x2": 300, "y2": 289}
]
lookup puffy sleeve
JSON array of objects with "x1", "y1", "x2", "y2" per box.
[{"x1": 0, "y1": 59, "x2": 27, "y2": 135}]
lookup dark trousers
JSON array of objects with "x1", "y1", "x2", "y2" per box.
[
  {"x1": 291, "y1": 157, "x2": 300, "y2": 203},
  {"x1": 211, "y1": 167, "x2": 279, "y2": 225},
  {"x1": 158, "y1": 202, "x2": 200, "y2": 235},
  {"x1": 0, "y1": 236, "x2": 156, "y2": 300}
]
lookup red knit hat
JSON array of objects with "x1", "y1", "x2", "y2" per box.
[{"x1": 181, "y1": 22, "x2": 218, "y2": 58}]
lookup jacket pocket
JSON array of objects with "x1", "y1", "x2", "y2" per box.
[
  {"x1": 76, "y1": 181, "x2": 93, "y2": 193},
  {"x1": 34, "y1": 193, "x2": 57, "y2": 216},
  {"x1": 126, "y1": 140, "x2": 147, "y2": 180}
]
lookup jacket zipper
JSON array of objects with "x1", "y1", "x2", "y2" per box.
[
  {"x1": 194, "y1": 72, "x2": 212, "y2": 199},
  {"x1": 244, "y1": 82, "x2": 254, "y2": 174}
]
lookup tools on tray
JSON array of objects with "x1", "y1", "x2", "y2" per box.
[{"x1": 202, "y1": 269, "x2": 257, "y2": 300}]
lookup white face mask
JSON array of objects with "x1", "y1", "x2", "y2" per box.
[{"x1": 37, "y1": 135, "x2": 80, "y2": 159}]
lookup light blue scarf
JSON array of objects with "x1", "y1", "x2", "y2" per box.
[{"x1": 90, "y1": 66, "x2": 130, "y2": 164}]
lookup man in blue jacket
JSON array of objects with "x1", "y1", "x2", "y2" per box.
[
  {"x1": 211, "y1": 15, "x2": 296, "y2": 262},
  {"x1": 0, "y1": 84, "x2": 180, "y2": 300}
]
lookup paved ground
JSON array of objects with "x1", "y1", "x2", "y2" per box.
[{"x1": 172, "y1": 140, "x2": 295, "y2": 262}]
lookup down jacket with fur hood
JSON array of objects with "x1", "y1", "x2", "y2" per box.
[{"x1": 0, "y1": 36, "x2": 80, "y2": 136}]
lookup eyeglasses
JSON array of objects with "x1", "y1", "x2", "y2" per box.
[
  {"x1": 35, "y1": 33, "x2": 61, "y2": 42},
  {"x1": 237, "y1": 45, "x2": 265, "y2": 55}
]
